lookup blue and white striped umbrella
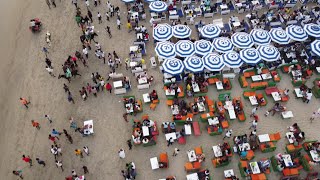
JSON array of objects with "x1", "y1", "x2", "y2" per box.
[
  {"x1": 175, "y1": 40, "x2": 195, "y2": 57},
  {"x1": 200, "y1": 24, "x2": 221, "y2": 39},
  {"x1": 149, "y1": 1, "x2": 168, "y2": 12},
  {"x1": 194, "y1": 40, "x2": 213, "y2": 56},
  {"x1": 257, "y1": 45, "x2": 280, "y2": 62},
  {"x1": 212, "y1": 37, "x2": 233, "y2": 53},
  {"x1": 240, "y1": 48, "x2": 261, "y2": 65},
  {"x1": 304, "y1": 23, "x2": 320, "y2": 38},
  {"x1": 250, "y1": 29, "x2": 271, "y2": 45},
  {"x1": 286, "y1": 25, "x2": 308, "y2": 42},
  {"x1": 172, "y1": 25, "x2": 192, "y2": 39},
  {"x1": 184, "y1": 56, "x2": 204, "y2": 73},
  {"x1": 221, "y1": 51, "x2": 243, "y2": 68},
  {"x1": 269, "y1": 28, "x2": 290, "y2": 45},
  {"x1": 162, "y1": 58, "x2": 184, "y2": 75},
  {"x1": 311, "y1": 40, "x2": 320, "y2": 57},
  {"x1": 155, "y1": 41, "x2": 176, "y2": 59},
  {"x1": 153, "y1": 23, "x2": 172, "y2": 41},
  {"x1": 231, "y1": 32, "x2": 254, "y2": 49},
  {"x1": 202, "y1": 53, "x2": 225, "y2": 71},
  {"x1": 121, "y1": 0, "x2": 135, "y2": 3},
  {"x1": 144, "y1": 0, "x2": 157, "y2": 2}
]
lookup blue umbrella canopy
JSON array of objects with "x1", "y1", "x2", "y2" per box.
[
  {"x1": 212, "y1": 37, "x2": 233, "y2": 53},
  {"x1": 200, "y1": 24, "x2": 221, "y2": 39},
  {"x1": 194, "y1": 40, "x2": 213, "y2": 56},
  {"x1": 153, "y1": 23, "x2": 172, "y2": 41},
  {"x1": 240, "y1": 48, "x2": 261, "y2": 65},
  {"x1": 172, "y1": 25, "x2": 192, "y2": 39},
  {"x1": 175, "y1": 40, "x2": 195, "y2": 57},
  {"x1": 221, "y1": 51, "x2": 243, "y2": 68},
  {"x1": 286, "y1": 25, "x2": 308, "y2": 42},
  {"x1": 202, "y1": 53, "x2": 225, "y2": 71},
  {"x1": 149, "y1": 1, "x2": 168, "y2": 12},
  {"x1": 231, "y1": 32, "x2": 254, "y2": 49},
  {"x1": 121, "y1": 0, "x2": 135, "y2": 3},
  {"x1": 184, "y1": 56, "x2": 205, "y2": 73},
  {"x1": 257, "y1": 45, "x2": 280, "y2": 62},
  {"x1": 155, "y1": 41, "x2": 176, "y2": 59},
  {"x1": 303, "y1": 23, "x2": 320, "y2": 38},
  {"x1": 250, "y1": 29, "x2": 271, "y2": 45},
  {"x1": 311, "y1": 40, "x2": 320, "y2": 57},
  {"x1": 269, "y1": 28, "x2": 290, "y2": 45},
  {"x1": 162, "y1": 58, "x2": 184, "y2": 75},
  {"x1": 144, "y1": 0, "x2": 157, "y2": 2}
]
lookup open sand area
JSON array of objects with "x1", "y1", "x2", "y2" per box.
[{"x1": 0, "y1": 0, "x2": 319, "y2": 179}]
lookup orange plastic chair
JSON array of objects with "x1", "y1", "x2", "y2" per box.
[
  {"x1": 150, "y1": 103, "x2": 157, "y2": 110},
  {"x1": 273, "y1": 132, "x2": 281, "y2": 141},
  {"x1": 159, "y1": 153, "x2": 168, "y2": 165},
  {"x1": 152, "y1": 99, "x2": 159, "y2": 104},
  {"x1": 166, "y1": 100, "x2": 173, "y2": 106},
  {"x1": 195, "y1": 147, "x2": 203, "y2": 155},
  {"x1": 142, "y1": 114, "x2": 149, "y2": 120},
  {"x1": 240, "y1": 160, "x2": 248, "y2": 168},
  {"x1": 221, "y1": 121, "x2": 229, "y2": 128},
  {"x1": 193, "y1": 161, "x2": 201, "y2": 169},
  {"x1": 184, "y1": 162, "x2": 193, "y2": 171},
  {"x1": 246, "y1": 150, "x2": 255, "y2": 160}
]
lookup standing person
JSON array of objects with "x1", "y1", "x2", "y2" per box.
[
  {"x1": 123, "y1": 113, "x2": 128, "y2": 122},
  {"x1": 87, "y1": 10, "x2": 93, "y2": 22},
  {"x1": 97, "y1": 12, "x2": 102, "y2": 24},
  {"x1": 75, "y1": 149, "x2": 84, "y2": 158},
  {"x1": 126, "y1": 20, "x2": 132, "y2": 33},
  {"x1": 223, "y1": 129, "x2": 233, "y2": 140},
  {"x1": 55, "y1": 160, "x2": 64, "y2": 171},
  {"x1": 110, "y1": 5, "x2": 114, "y2": 17},
  {"x1": 22, "y1": 155, "x2": 32, "y2": 167},
  {"x1": 72, "y1": 0, "x2": 77, "y2": 8},
  {"x1": 48, "y1": 134, "x2": 57, "y2": 144},
  {"x1": 83, "y1": 166, "x2": 89, "y2": 174},
  {"x1": 94, "y1": 0, "x2": 98, "y2": 6},
  {"x1": 72, "y1": 169, "x2": 78, "y2": 178},
  {"x1": 51, "y1": 129, "x2": 61, "y2": 140},
  {"x1": 44, "y1": 115, "x2": 53, "y2": 123},
  {"x1": 172, "y1": 148, "x2": 180, "y2": 156},
  {"x1": 113, "y1": 51, "x2": 121, "y2": 67},
  {"x1": 36, "y1": 158, "x2": 46, "y2": 167},
  {"x1": 83, "y1": 146, "x2": 90, "y2": 156},
  {"x1": 42, "y1": 47, "x2": 49, "y2": 57},
  {"x1": 50, "y1": 0, "x2": 56, "y2": 7},
  {"x1": 66, "y1": 134, "x2": 73, "y2": 144},
  {"x1": 249, "y1": 120, "x2": 258, "y2": 130},
  {"x1": 118, "y1": 149, "x2": 125, "y2": 159},
  {"x1": 116, "y1": 18, "x2": 121, "y2": 30},
  {"x1": 20, "y1": 97, "x2": 30, "y2": 109},
  {"x1": 127, "y1": 140, "x2": 132, "y2": 150},
  {"x1": 310, "y1": 108, "x2": 320, "y2": 122},
  {"x1": 85, "y1": 0, "x2": 90, "y2": 10},
  {"x1": 45, "y1": 66, "x2": 56, "y2": 77},
  {"x1": 45, "y1": 0, "x2": 51, "y2": 9},
  {"x1": 67, "y1": 91, "x2": 75, "y2": 104},
  {"x1": 50, "y1": 145, "x2": 58, "y2": 160},
  {"x1": 12, "y1": 170, "x2": 23, "y2": 179},
  {"x1": 31, "y1": 120, "x2": 40, "y2": 130},
  {"x1": 250, "y1": 107, "x2": 258, "y2": 117},
  {"x1": 100, "y1": 79, "x2": 105, "y2": 92},
  {"x1": 82, "y1": 45, "x2": 88, "y2": 59},
  {"x1": 105, "y1": 26, "x2": 112, "y2": 38},
  {"x1": 63, "y1": 83, "x2": 69, "y2": 93},
  {"x1": 105, "y1": 12, "x2": 110, "y2": 21},
  {"x1": 106, "y1": 83, "x2": 112, "y2": 93},
  {"x1": 45, "y1": 58, "x2": 52, "y2": 68},
  {"x1": 167, "y1": 137, "x2": 173, "y2": 147}
]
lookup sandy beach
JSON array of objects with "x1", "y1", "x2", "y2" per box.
[{"x1": 0, "y1": 0, "x2": 319, "y2": 179}]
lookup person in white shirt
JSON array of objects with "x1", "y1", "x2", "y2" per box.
[
  {"x1": 149, "y1": 17, "x2": 154, "y2": 27},
  {"x1": 189, "y1": 16, "x2": 194, "y2": 25},
  {"x1": 55, "y1": 160, "x2": 64, "y2": 171},
  {"x1": 118, "y1": 149, "x2": 125, "y2": 159},
  {"x1": 310, "y1": 108, "x2": 320, "y2": 122},
  {"x1": 223, "y1": 129, "x2": 232, "y2": 139},
  {"x1": 83, "y1": 146, "x2": 89, "y2": 156},
  {"x1": 116, "y1": 18, "x2": 121, "y2": 29},
  {"x1": 82, "y1": 45, "x2": 88, "y2": 58},
  {"x1": 97, "y1": 12, "x2": 102, "y2": 24},
  {"x1": 303, "y1": 89, "x2": 312, "y2": 103},
  {"x1": 45, "y1": 66, "x2": 55, "y2": 77},
  {"x1": 85, "y1": 0, "x2": 90, "y2": 9}
]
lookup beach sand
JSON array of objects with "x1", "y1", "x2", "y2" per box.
[{"x1": 0, "y1": 0, "x2": 319, "y2": 179}]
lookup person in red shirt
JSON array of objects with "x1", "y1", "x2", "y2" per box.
[
  {"x1": 48, "y1": 134, "x2": 57, "y2": 144},
  {"x1": 31, "y1": 120, "x2": 40, "y2": 130},
  {"x1": 20, "y1": 97, "x2": 30, "y2": 109},
  {"x1": 105, "y1": 83, "x2": 112, "y2": 93},
  {"x1": 22, "y1": 155, "x2": 33, "y2": 167}
]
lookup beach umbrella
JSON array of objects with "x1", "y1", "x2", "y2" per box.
[
  {"x1": 269, "y1": 28, "x2": 290, "y2": 45},
  {"x1": 155, "y1": 41, "x2": 176, "y2": 59},
  {"x1": 231, "y1": 32, "x2": 254, "y2": 49},
  {"x1": 149, "y1": 1, "x2": 168, "y2": 12},
  {"x1": 286, "y1": 25, "x2": 308, "y2": 42},
  {"x1": 212, "y1": 37, "x2": 233, "y2": 53},
  {"x1": 194, "y1": 40, "x2": 213, "y2": 56},
  {"x1": 202, "y1": 53, "x2": 225, "y2": 71},
  {"x1": 172, "y1": 25, "x2": 192, "y2": 39},
  {"x1": 250, "y1": 29, "x2": 271, "y2": 45},
  {"x1": 175, "y1": 40, "x2": 195, "y2": 57},
  {"x1": 303, "y1": 23, "x2": 320, "y2": 38},
  {"x1": 221, "y1": 51, "x2": 243, "y2": 68},
  {"x1": 257, "y1": 45, "x2": 280, "y2": 62},
  {"x1": 144, "y1": 0, "x2": 157, "y2": 2},
  {"x1": 200, "y1": 24, "x2": 221, "y2": 39},
  {"x1": 240, "y1": 48, "x2": 261, "y2": 65},
  {"x1": 184, "y1": 56, "x2": 205, "y2": 73},
  {"x1": 153, "y1": 23, "x2": 172, "y2": 41},
  {"x1": 162, "y1": 58, "x2": 184, "y2": 75},
  {"x1": 121, "y1": 0, "x2": 135, "y2": 3},
  {"x1": 311, "y1": 40, "x2": 320, "y2": 57}
]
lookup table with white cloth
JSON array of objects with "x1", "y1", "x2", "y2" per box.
[
  {"x1": 125, "y1": 103, "x2": 134, "y2": 113},
  {"x1": 250, "y1": 162, "x2": 261, "y2": 174},
  {"x1": 138, "y1": 77, "x2": 148, "y2": 85},
  {"x1": 271, "y1": 92, "x2": 281, "y2": 102},
  {"x1": 286, "y1": 132, "x2": 295, "y2": 144},
  {"x1": 239, "y1": 143, "x2": 251, "y2": 151},
  {"x1": 142, "y1": 126, "x2": 150, "y2": 137},
  {"x1": 171, "y1": 105, "x2": 180, "y2": 115},
  {"x1": 130, "y1": 61, "x2": 138, "y2": 67},
  {"x1": 282, "y1": 154, "x2": 293, "y2": 167},
  {"x1": 165, "y1": 89, "x2": 177, "y2": 96},
  {"x1": 225, "y1": 101, "x2": 236, "y2": 119},
  {"x1": 187, "y1": 150, "x2": 197, "y2": 162},
  {"x1": 83, "y1": 120, "x2": 94, "y2": 135},
  {"x1": 186, "y1": 173, "x2": 199, "y2": 180},
  {"x1": 249, "y1": 96, "x2": 258, "y2": 105},
  {"x1": 192, "y1": 82, "x2": 200, "y2": 92},
  {"x1": 212, "y1": 19, "x2": 224, "y2": 28},
  {"x1": 294, "y1": 88, "x2": 303, "y2": 98},
  {"x1": 169, "y1": 10, "x2": 177, "y2": 15},
  {"x1": 258, "y1": 134, "x2": 270, "y2": 143},
  {"x1": 310, "y1": 150, "x2": 320, "y2": 162},
  {"x1": 130, "y1": 46, "x2": 139, "y2": 52},
  {"x1": 224, "y1": 169, "x2": 234, "y2": 178},
  {"x1": 143, "y1": 93, "x2": 151, "y2": 103},
  {"x1": 292, "y1": 70, "x2": 302, "y2": 77},
  {"x1": 212, "y1": 145, "x2": 223, "y2": 157},
  {"x1": 316, "y1": 67, "x2": 320, "y2": 73},
  {"x1": 251, "y1": 75, "x2": 262, "y2": 81},
  {"x1": 197, "y1": 102, "x2": 206, "y2": 112},
  {"x1": 113, "y1": 80, "x2": 123, "y2": 88},
  {"x1": 184, "y1": 124, "x2": 192, "y2": 135},
  {"x1": 216, "y1": 81, "x2": 224, "y2": 90},
  {"x1": 261, "y1": 73, "x2": 272, "y2": 80},
  {"x1": 150, "y1": 157, "x2": 159, "y2": 170},
  {"x1": 165, "y1": 132, "x2": 177, "y2": 141},
  {"x1": 208, "y1": 117, "x2": 219, "y2": 125}
]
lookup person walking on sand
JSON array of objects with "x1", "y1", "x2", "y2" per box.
[
  {"x1": 85, "y1": 0, "x2": 90, "y2": 10},
  {"x1": 55, "y1": 160, "x2": 64, "y2": 171},
  {"x1": 42, "y1": 47, "x2": 49, "y2": 57},
  {"x1": 223, "y1": 129, "x2": 233, "y2": 140},
  {"x1": 106, "y1": 83, "x2": 112, "y2": 93},
  {"x1": 105, "y1": 12, "x2": 110, "y2": 21},
  {"x1": 50, "y1": 0, "x2": 56, "y2": 7},
  {"x1": 75, "y1": 149, "x2": 84, "y2": 158},
  {"x1": 66, "y1": 134, "x2": 73, "y2": 144},
  {"x1": 167, "y1": 137, "x2": 173, "y2": 147},
  {"x1": 97, "y1": 12, "x2": 102, "y2": 24},
  {"x1": 22, "y1": 155, "x2": 32, "y2": 167},
  {"x1": 72, "y1": 0, "x2": 77, "y2": 8},
  {"x1": 67, "y1": 91, "x2": 75, "y2": 104},
  {"x1": 51, "y1": 129, "x2": 61, "y2": 140},
  {"x1": 310, "y1": 108, "x2": 320, "y2": 122},
  {"x1": 45, "y1": 58, "x2": 53, "y2": 68},
  {"x1": 249, "y1": 120, "x2": 258, "y2": 130},
  {"x1": 250, "y1": 107, "x2": 258, "y2": 117},
  {"x1": 50, "y1": 145, "x2": 58, "y2": 160},
  {"x1": 63, "y1": 84, "x2": 69, "y2": 93},
  {"x1": 45, "y1": 66, "x2": 56, "y2": 77},
  {"x1": 117, "y1": 18, "x2": 121, "y2": 30},
  {"x1": 83, "y1": 166, "x2": 89, "y2": 174},
  {"x1": 72, "y1": 169, "x2": 78, "y2": 178},
  {"x1": 36, "y1": 158, "x2": 46, "y2": 167},
  {"x1": 118, "y1": 149, "x2": 125, "y2": 159},
  {"x1": 127, "y1": 140, "x2": 132, "y2": 150},
  {"x1": 173, "y1": 148, "x2": 180, "y2": 156},
  {"x1": 83, "y1": 146, "x2": 89, "y2": 156},
  {"x1": 20, "y1": 97, "x2": 31, "y2": 109},
  {"x1": 105, "y1": 26, "x2": 112, "y2": 38},
  {"x1": 12, "y1": 170, "x2": 23, "y2": 179},
  {"x1": 123, "y1": 113, "x2": 128, "y2": 122},
  {"x1": 44, "y1": 114, "x2": 53, "y2": 123},
  {"x1": 48, "y1": 134, "x2": 58, "y2": 144},
  {"x1": 87, "y1": 10, "x2": 93, "y2": 22},
  {"x1": 31, "y1": 120, "x2": 40, "y2": 130}
]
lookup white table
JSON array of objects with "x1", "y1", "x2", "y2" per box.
[
  {"x1": 224, "y1": 169, "x2": 234, "y2": 178},
  {"x1": 192, "y1": 83, "x2": 200, "y2": 93},
  {"x1": 220, "y1": 4, "x2": 228, "y2": 9},
  {"x1": 143, "y1": 93, "x2": 151, "y2": 103},
  {"x1": 261, "y1": 73, "x2": 272, "y2": 80},
  {"x1": 138, "y1": 77, "x2": 148, "y2": 85},
  {"x1": 169, "y1": 10, "x2": 177, "y2": 15},
  {"x1": 184, "y1": 124, "x2": 192, "y2": 135},
  {"x1": 228, "y1": 109, "x2": 236, "y2": 120},
  {"x1": 294, "y1": 88, "x2": 303, "y2": 98},
  {"x1": 171, "y1": 105, "x2": 179, "y2": 115},
  {"x1": 216, "y1": 81, "x2": 224, "y2": 90},
  {"x1": 233, "y1": 22, "x2": 241, "y2": 27},
  {"x1": 208, "y1": 117, "x2": 219, "y2": 125},
  {"x1": 271, "y1": 92, "x2": 281, "y2": 102},
  {"x1": 249, "y1": 96, "x2": 258, "y2": 105},
  {"x1": 250, "y1": 162, "x2": 261, "y2": 174},
  {"x1": 165, "y1": 89, "x2": 176, "y2": 96},
  {"x1": 150, "y1": 157, "x2": 159, "y2": 170},
  {"x1": 292, "y1": 70, "x2": 302, "y2": 77},
  {"x1": 224, "y1": 101, "x2": 234, "y2": 110},
  {"x1": 130, "y1": 61, "x2": 137, "y2": 67},
  {"x1": 239, "y1": 143, "x2": 251, "y2": 151},
  {"x1": 212, "y1": 145, "x2": 223, "y2": 157},
  {"x1": 258, "y1": 134, "x2": 270, "y2": 143},
  {"x1": 316, "y1": 67, "x2": 320, "y2": 73},
  {"x1": 310, "y1": 150, "x2": 320, "y2": 162},
  {"x1": 282, "y1": 154, "x2": 293, "y2": 167},
  {"x1": 282, "y1": 111, "x2": 293, "y2": 119},
  {"x1": 286, "y1": 132, "x2": 295, "y2": 144},
  {"x1": 130, "y1": 46, "x2": 139, "y2": 52},
  {"x1": 113, "y1": 81, "x2": 123, "y2": 88},
  {"x1": 187, "y1": 150, "x2": 197, "y2": 162},
  {"x1": 165, "y1": 132, "x2": 177, "y2": 141},
  {"x1": 197, "y1": 102, "x2": 206, "y2": 112},
  {"x1": 83, "y1": 120, "x2": 94, "y2": 135},
  {"x1": 125, "y1": 103, "x2": 134, "y2": 113},
  {"x1": 251, "y1": 75, "x2": 262, "y2": 81},
  {"x1": 186, "y1": 173, "x2": 199, "y2": 180},
  {"x1": 142, "y1": 126, "x2": 150, "y2": 137}
]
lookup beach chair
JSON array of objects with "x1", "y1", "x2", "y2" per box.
[
  {"x1": 194, "y1": 146, "x2": 203, "y2": 155},
  {"x1": 150, "y1": 103, "x2": 157, "y2": 110},
  {"x1": 159, "y1": 153, "x2": 169, "y2": 168},
  {"x1": 192, "y1": 121, "x2": 201, "y2": 136},
  {"x1": 178, "y1": 136, "x2": 186, "y2": 144},
  {"x1": 269, "y1": 132, "x2": 281, "y2": 142},
  {"x1": 166, "y1": 99, "x2": 173, "y2": 106},
  {"x1": 246, "y1": 150, "x2": 255, "y2": 160}
]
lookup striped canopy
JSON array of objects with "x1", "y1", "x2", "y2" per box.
[
  {"x1": 240, "y1": 48, "x2": 261, "y2": 65},
  {"x1": 155, "y1": 41, "x2": 176, "y2": 59},
  {"x1": 250, "y1": 29, "x2": 271, "y2": 45},
  {"x1": 311, "y1": 40, "x2": 320, "y2": 57},
  {"x1": 200, "y1": 24, "x2": 221, "y2": 39},
  {"x1": 149, "y1": 1, "x2": 168, "y2": 12},
  {"x1": 162, "y1": 58, "x2": 184, "y2": 75},
  {"x1": 184, "y1": 56, "x2": 204, "y2": 73},
  {"x1": 231, "y1": 32, "x2": 254, "y2": 49},
  {"x1": 202, "y1": 53, "x2": 225, "y2": 71},
  {"x1": 286, "y1": 25, "x2": 308, "y2": 42},
  {"x1": 153, "y1": 23, "x2": 172, "y2": 41},
  {"x1": 175, "y1": 40, "x2": 195, "y2": 57},
  {"x1": 212, "y1": 37, "x2": 233, "y2": 53},
  {"x1": 121, "y1": 0, "x2": 135, "y2": 3},
  {"x1": 303, "y1": 23, "x2": 320, "y2": 38},
  {"x1": 144, "y1": 0, "x2": 157, "y2": 2},
  {"x1": 172, "y1": 25, "x2": 192, "y2": 39},
  {"x1": 194, "y1": 40, "x2": 213, "y2": 56},
  {"x1": 257, "y1": 45, "x2": 280, "y2": 62},
  {"x1": 221, "y1": 51, "x2": 243, "y2": 68},
  {"x1": 269, "y1": 28, "x2": 290, "y2": 45}
]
